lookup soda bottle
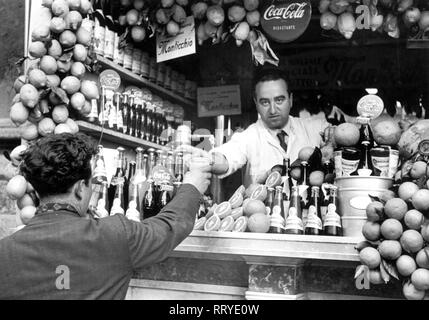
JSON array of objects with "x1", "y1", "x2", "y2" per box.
[
  {"x1": 128, "y1": 148, "x2": 147, "y2": 213},
  {"x1": 136, "y1": 101, "x2": 143, "y2": 138},
  {"x1": 265, "y1": 187, "x2": 275, "y2": 216},
  {"x1": 299, "y1": 161, "x2": 310, "y2": 225},
  {"x1": 129, "y1": 95, "x2": 137, "y2": 137},
  {"x1": 158, "y1": 180, "x2": 173, "y2": 212},
  {"x1": 167, "y1": 151, "x2": 175, "y2": 177},
  {"x1": 147, "y1": 148, "x2": 156, "y2": 179},
  {"x1": 115, "y1": 93, "x2": 123, "y2": 132},
  {"x1": 89, "y1": 145, "x2": 108, "y2": 212},
  {"x1": 140, "y1": 103, "x2": 148, "y2": 140},
  {"x1": 304, "y1": 187, "x2": 323, "y2": 235},
  {"x1": 103, "y1": 1, "x2": 115, "y2": 60},
  {"x1": 110, "y1": 182, "x2": 125, "y2": 216},
  {"x1": 358, "y1": 117, "x2": 375, "y2": 148},
  {"x1": 285, "y1": 186, "x2": 304, "y2": 235},
  {"x1": 124, "y1": 161, "x2": 135, "y2": 209},
  {"x1": 175, "y1": 152, "x2": 184, "y2": 183},
  {"x1": 92, "y1": 0, "x2": 106, "y2": 56},
  {"x1": 323, "y1": 160, "x2": 335, "y2": 184},
  {"x1": 108, "y1": 147, "x2": 127, "y2": 212},
  {"x1": 289, "y1": 185, "x2": 302, "y2": 219},
  {"x1": 143, "y1": 179, "x2": 158, "y2": 219},
  {"x1": 145, "y1": 104, "x2": 154, "y2": 142},
  {"x1": 323, "y1": 186, "x2": 343, "y2": 236},
  {"x1": 320, "y1": 184, "x2": 330, "y2": 223},
  {"x1": 122, "y1": 93, "x2": 130, "y2": 135},
  {"x1": 96, "y1": 181, "x2": 110, "y2": 218},
  {"x1": 269, "y1": 186, "x2": 285, "y2": 234},
  {"x1": 357, "y1": 140, "x2": 374, "y2": 177}
]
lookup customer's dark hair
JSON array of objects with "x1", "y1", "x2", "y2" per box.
[
  {"x1": 252, "y1": 68, "x2": 290, "y2": 97},
  {"x1": 20, "y1": 133, "x2": 97, "y2": 198}
]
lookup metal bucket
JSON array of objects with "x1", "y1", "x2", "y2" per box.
[{"x1": 336, "y1": 177, "x2": 393, "y2": 238}]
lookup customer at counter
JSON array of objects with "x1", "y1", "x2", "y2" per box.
[
  {"x1": 181, "y1": 68, "x2": 331, "y2": 188},
  {"x1": 0, "y1": 133, "x2": 212, "y2": 300}
]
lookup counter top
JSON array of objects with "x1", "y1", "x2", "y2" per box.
[{"x1": 172, "y1": 231, "x2": 361, "y2": 265}]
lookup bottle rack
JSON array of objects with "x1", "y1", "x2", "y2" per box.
[
  {"x1": 76, "y1": 120, "x2": 169, "y2": 151},
  {"x1": 95, "y1": 55, "x2": 196, "y2": 110}
]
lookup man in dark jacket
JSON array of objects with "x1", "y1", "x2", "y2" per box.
[{"x1": 0, "y1": 133, "x2": 211, "y2": 300}]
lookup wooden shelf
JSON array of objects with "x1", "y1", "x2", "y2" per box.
[
  {"x1": 76, "y1": 120, "x2": 168, "y2": 151},
  {"x1": 407, "y1": 39, "x2": 429, "y2": 49},
  {"x1": 95, "y1": 55, "x2": 196, "y2": 110}
]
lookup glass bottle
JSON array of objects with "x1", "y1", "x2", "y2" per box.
[
  {"x1": 89, "y1": 145, "x2": 108, "y2": 212},
  {"x1": 175, "y1": 152, "x2": 184, "y2": 182},
  {"x1": 157, "y1": 180, "x2": 172, "y2": 212},
  {"x1": 320, "y1": 184, "x2": 331, "y2": 224},
  {"x1": 284, "y1": 206, "x2": 304, "y2": 235},
  {"x1": 115, "y1": 93, "x2": 123, "y2": 132},
  {"x1": 92, "y1": 0, "x2": 106, "y2": 56},
  {"x1": 147, "y1": 148, "x2": 156, "y2": 179},
  {"x1": 103, "y1": 1, "x2": 115, "y2": 60},
  {"x1": 304, "y1": 187, "x2": 323, "y2": 235},
  {"x1": 122, "y1": 93, "x2": 130, "y2": 135},
  {"x1": 265, "y1": 187, "x2": 275, "y2": 216},
  {"x1": 358, "y1": 117, "x2": 375, "y2": 148},
  {"x1": 269, "y1": 186, "x2": 285, "y2": 234},
  {"x1": 323, "y1": 186, "x2": 343, "y2": 236},
  {"x1": 289, "y1": 185, "x2": 302, "y2": 220},
  {"x1": 140, "y1": 103, "x2": 147, "y2": 140},
  {"x1": 135, "y1": 101, "x2": 143, "y2": 139},
  {"x1": 143, "y1": 179, "x2": 158, "y2": 220},
  {"x1": 128, "y1": 148, "x2": 147, "y2": 213},
  {"x1": 110, "y1": 182, "x2": 125, "y2": 216},
  {"x1": 299, "y1": 161, "x2": 310, "y2": 225},
  {"x1": 124, "y1": 161, "x2": 136, "y2": 210},
  {"x1": 129, "y1": 95, "x2": 137, "y2": 137},
  {"x1": 96, "y1": 181, "x2": 110, "y2": 218},
  {"x1": 145, "y1": 104, "x2": 154, "y2": 142},
  {"x1": 108, "y1": 147, "x2": 127, "y2": 212},
  {"x1": 357, "y1": 140, "x2": 374, "y2": 177}
]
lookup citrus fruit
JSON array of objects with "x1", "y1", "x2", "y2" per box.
[
  {"x1": 50, "y1": 16, "x2": 67, "y2": 33},
  {"x1": 298, "y1": 147, "x2": 315, "y2": 161},
  {"x1": 52, "y1": 105, "x2": 69, "y2": 124},
  {"x1": 57, "y1": 60, "x2": 72, "y2": 73},
  {"x1": 265, "y1": 171, "x2": 282, "y2": 188},
  {"x1": 61, "y1": 76, "x2": 81, "y2": 95},
  {"x1": 229, "y1": 192, "x2": 244, "y2": 209},
  {"x1": 378, "y1": 240, "x2": 402, "y2": 260},
  {"x1": 410, "y1": 161, "x2": 428, "y2": 179},
  {"x1": 412, "y1": 189, "x2": 429, "y2": 214},
  {"x1": 248, "y1": 213, "x2": 270, "y2": 233},
  {"x1": 68, "y1": 0, "x2": 81, "y2": 10},
  {"x1": 401, "y1": 230, "x2": 424, "y2": 253},
  {"x1": 416, "y1": 248, "x2": 429, "y2": 269},
  {"x1": 362, "y1": 221, "x2": 381, "y2": 241},
  {"x1": 396, "y1": 255, "x2": 417, "y2": 277},
  {"x1": 244, "y1": 0, "x2": 259, "y2": 11},
  {"x1": 246, "y1": 10, "x2": 261, "y2": 27},
  {"x1": 379, "y1": 190, "x2": 396, "y2": 203},
  {"x1": 421, "y1": 224, "x2": 429, "y2": 242},
  {"x1": 17, "y1": 194, "x2": 36, "y2": 210},
  {"x1": 404, "y1": 209, "x2": 425, "y2": 230},
  {"x1": 309, "y1": 171, "x2": 325, "y2": 187},
  {"x1": 20, "y1": 84, "x2": 39, "y2": 109},
  {"x1": 411, "y1": 268, "x2": 429, "y2": 291},
  {"x1": 65, "y1": 118, "x2": 79, "y2": 134},
  {"x1": 290, "y1": 167, "x2": 301, "y2": 181},
  {"x1": 228, "y1": 5, "x2": 246, "y2": 23},
  {"x1": 131, "y1": 26, "x2": 146, "y2": 42},
  {"x1": 55, "y1": 123, "x2": 72, "y2": 135},
  {"x1": 126, "y1": 9, "x2": 140, "y2": 25},
  {"x1": 243, "y1": 199, "x2": 266, "y2": 217},
  {"x1": 20, "y1": 206, "x2": 37, "y2": 225},
  {"x1": 369, "y1": 269, "x2": 384, "y2": 285},
  {"x1": 234, "y1": 185, "x2": 246, "y2": 196},
  {"x1": 384, "y1": 198, "x2": 408, "y2": 220},
  {"x1": 52, "y1": 0, "x2": 69, "y2": 17},
  {"x1": 38, "y1": 117, "x2": 56, "y2": 136},
  {"x1": 76, "y1": 27, "x2": 91, "y2": 46},
  {"x1": 359, "y1": 247, "x2": 381, "y2": 269},
  {"x1": 250, "y1": 185, "x2": 268, "y2": 202},
  {"x1": 334, "y1": 123, "x2": 360, "y2": 147},
  {"x1": 65, "y1": 10, "x2": 83, "y2": 30},
  {"x1": 29, "y1": 41, "x2": 47, "y2": 58},
  {"x1": 204, "y1": 214, "x2": 221, "y2": 232},
  {"x1": 71, "y1": 62, "x2": 86, "y2": 79},
  {"x1": 10, "y1": 145, "x2": 28, "y2": 166},
  {"x1": 205, "y1": 204, "x2": 218, "y2": 219},
  {"x1": 46, "y1": 75, "x2": 61, "y2": 88},
  {"x1": 232, "y1": 216, "x2": 248, "y2": 232},
  {"x1": 59, "y1": 30, "x2": 77, "y2": 47},
  {"x1": 372, "y1": 119, "x2": 402, "y2": 146},
  {"x1": 207, "y1": 5, "x2": 225, "y2": 26},
  {"x1": 80, "y1": 80, "x2": 99, "y2": 100},
  {"x1": 403, "y1": 281, "x2": 426, "y2": 300},
  {"x1": 213, "y1": 201, "x2": 232, "y2": 219},
  {"x1": 194, "y1": 217, "x2": 206, "y2": 231},
  {"x1": 10, "y1": 102, "x2": 30, "y2": 126},
  {"x1": 366, "y1": 201, "x2": 384, "y2": 222},
  {"x1": 73, "y1": 44, "x2": 88, "y2": 62},
  {"x1": 26, "y1": 182, "x2": 34, "y2": 193},
  {"x1": 70, "y1": 92, "x2": 86, "y2": 111},
  {"x1": 32, "y1": 24, "x2": 51, "y2": 41},
  {"x1": 381, "y1": 219, "x2": 403, "y2": 240},
  {"x1": 6, "y1": 175, "x2": 28, "y2": 200},
  {"x1": 172, "y1": 4, "x2": 186, "y2": 24},
  {"x1": 28, "y1": 69, "x2": 47, "y2": 89},
  {"x1": 166, "y1": 21, "x2": 180, "y2": 37},
  {"x1": 40, "y1": 55, "x2": 58, "y2": 75},
  {"x1": 231, "y1": 207, "x2": 244, "y2": 220},
  {"x1": 219, "y1": 216, "x2": 235, "y2": 232},
  {"x1": 47, "y1": 39, "x2": 63, "y2": 59},
  {"x1": 20, "y1": 123, "x2": 39, "y2": 141},
  {"x1": 245, "y1": 183, "x2": 260, "y2": 198},
  {"x1": 80, "y1": 100, "x2": 92, "y2": 116},
  {"x1": 398, "y1": 182, "x2": 420, "y2": 201},
  {"x1": 13, "y1": 75, "x2": 27, "y2": 93}
]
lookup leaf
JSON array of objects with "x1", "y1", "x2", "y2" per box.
[
  {"x1": 354, "y1": 265, "x2": 366, "y2": 279},
  {"x1": 379, "y1": 259, "x2": 391, "y2": 284},
  {"x1": 50, "y1": 86, "x2": 70, "y2": 105},
  {"x1": 382, "y1": 259, "x2": 399, "y2": 281},
  {"x1": 368, "y1": 194, "x2": 382, "y2": 203},
  {"x1": 59, "y1": 52, "x2": 73, "y2": 62}
]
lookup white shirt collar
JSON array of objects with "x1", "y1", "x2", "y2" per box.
[{"x1": 259, "y1": 116, "x2": 293, "y2": 139}]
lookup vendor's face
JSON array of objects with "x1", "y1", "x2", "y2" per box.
[{"x1": 254, "y1": 79, "x2": 293, "y2": 130}]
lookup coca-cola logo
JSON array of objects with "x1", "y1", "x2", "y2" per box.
[{"x1": 261, "y1": 0, "x2": 312, "y2": 43}]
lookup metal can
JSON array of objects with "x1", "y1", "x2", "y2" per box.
[
  {"x1": 132, "y1": 48, "x2": 142, "y2": 74},
  {"x1": 370, "y1": 146, "x2": 399, "y2": 178},
  {"x1": 140, "y1": 52, "x2": 150, "y2": 79},
  {"x1": 123, "y1": 44, "x2": 134, "y2": 70},
  {"x1": 334, "y1": 147, "x2": 361, "y2": 178}
]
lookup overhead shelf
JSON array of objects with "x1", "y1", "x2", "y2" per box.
[
  {"x1": 76, "y1": 120, "x2": 168, "y2": 151},
  {"x1": 95, "y1": 55, "x2": 197, "y2": 110}
]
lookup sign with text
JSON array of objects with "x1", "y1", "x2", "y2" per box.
[
  {"x1": 197, "y1": 85, "x2": 242, "y2": 118},
  {"x1": 156, "y1": 16, "x2": 196, "y2": 63},
  {"x1": 261, "y1": 0, "x2": 312, "y2": 43}
]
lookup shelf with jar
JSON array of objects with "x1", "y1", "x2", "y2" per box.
[{"x1": 94, "y1": 55, "x2": 197, "y2": 110}]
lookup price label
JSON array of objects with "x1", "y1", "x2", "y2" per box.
[
  {"x1": 357, "y1": 95, "x2": 384, "y2": 119},
  {"x1": 99, "y1": 69, "x2": 121, "y2": 91}
]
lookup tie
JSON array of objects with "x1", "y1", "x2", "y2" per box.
[{"x1": 277, "y1": 131, "x2": 288, "y2": 153}]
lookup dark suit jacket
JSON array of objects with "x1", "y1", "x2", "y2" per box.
[{"x1": 0, "y1": 184, "x2": 200, "y2": 300}]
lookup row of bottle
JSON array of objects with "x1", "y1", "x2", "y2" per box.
[
  {"x1": 89, "y1": 146, "x2": 185, "y2": 221},
  {"x1": 87, "y1": 89, "x2": 182, "y2": 146},
  {"x1": 91, "y1": 0, "x2": 197, "y2": 99},
  {"x1": 335, "y1": 117, "x2": 399, "y2": 178},
  {"x1": 266, "y1": 158, "x2": 342, "y2": 236}
]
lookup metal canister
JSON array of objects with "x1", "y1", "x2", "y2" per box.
[
  {"x1": 140, "y1": 52, "x2": 150, "y2": 79},
  {"x1": 370, "y1": 145, "x2": 399, "y2": 178},
  {"x1": 334, "y1": 147, "x2": 361, "y2": 178}
]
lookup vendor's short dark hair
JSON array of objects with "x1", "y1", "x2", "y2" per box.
[
  {"x1": 252, "y1": 68, "x2": 290, "y2": 96},
  {"x1": 20, "y1": 133, "x2": 97, "y2": 198}
]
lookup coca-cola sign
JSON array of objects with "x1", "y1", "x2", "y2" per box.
[{"x1": 261, "y1": 0, "x2": 312, "y2": 43}]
